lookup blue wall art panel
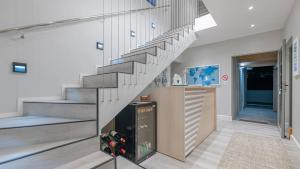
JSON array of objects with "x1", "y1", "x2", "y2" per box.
[
  {"x1": 186, "y1": 64, "x2": 220, "y2": 86},
  {"x1": 147, "y1": 0, "x2": 156, "y2": 6}
]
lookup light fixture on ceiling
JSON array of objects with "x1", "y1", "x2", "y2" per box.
[
  {"x1": 194, "y1": 14, "x2": 217, "y2": 32},
  {"x1": 240, "y1": 63, "x2": 246, "y2": 67},
  {"x1": 248, "y1": 6, "x2": 254, "y2": 11},
  {"x1": 250, "y1": 24, "x2": 255, "y2": 28}
]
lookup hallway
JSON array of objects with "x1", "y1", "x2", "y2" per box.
[
  {"x1": 141, "y1": 119, "x2": 300, "y2": 169},
  {"x1": 237, "y1": 106, "x2": 277, "y2": 125}
]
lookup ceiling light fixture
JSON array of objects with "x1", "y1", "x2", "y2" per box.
[
  {"x1": 194, "y1": 14, "x2": 217, "y2": 32},
  {"x1": 251, "y1": 24, "x2": 255, "y2": 28},
  {"x1": 248, "y1": 6, "x2": 254, "y2": 11}
]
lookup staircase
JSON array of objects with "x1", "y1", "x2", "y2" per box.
[{"x1": 0, "y1": 25, "x2": 196, "y2": 169}]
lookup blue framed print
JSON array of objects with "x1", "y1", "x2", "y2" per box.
[
  {"x1": 186, "y1": 64, "x2": 220, "y2": 86},
  {"x1": 147, "y1": 0, "x2": 156, "y2": 6}
]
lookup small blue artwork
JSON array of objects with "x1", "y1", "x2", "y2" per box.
[
  {"x1": 186, "y1": 64, "x2": 220, "y2": 86},
  {"x1": 146, "y1": 0, "x2": 156, "y2": 6}
]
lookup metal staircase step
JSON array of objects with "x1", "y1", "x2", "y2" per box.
[
  {"x1": 166, "y1": 25, "x2": 190, "y2": 35},
  {"x1": 123, "y1": 46, "x2": 157, "y2": 57},
  {"x1": 65, "y1": 88, "x2": 97, "y2": 104},
  {"x1": 147, "y1": 36, "x2": 173, "y2": 45},
  {"x1": 152, "y1": 33, "x2": 180, "y2": 42},
  {"x1": 161, "y1": 29, "x2": 184, "y2": 37},
  {"x1": 0, "y1": 137, "x2": 102, "y2": 169},
  {"x1": 23, "y1": 101, "x2": 97, "y2": 120},
  {"x1": 97, "y1": 61, "x2": 134, "y2": 75},
  {"x1": 54, "y1": 151, "x2": 114, "y2": 169},
  {"x1": 0, "y1": 116, "x2": 97, "y2": 149},
  {"x1": 83, "y1": 73, "x2": 118, "y2": 88},
  {"x1": 132, "y1": 41, "x2": 166, "y2": 52},
  {"x1": 111, "y1": 53, "x2": 148, "y2": 65}
]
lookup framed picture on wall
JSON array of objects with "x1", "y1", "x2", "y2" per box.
[
  {"x1": 186, "y1": 64, "x2": 220, "y2": 86},
  {"x1": 146, "y1": 0, "x2": 156, "y2": 6},
  {"x1": 293, "y1": 37, "x2": 299, "y2": 76}
]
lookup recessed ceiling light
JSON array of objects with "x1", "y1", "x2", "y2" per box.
[
  {"x1": 248, "y1": 6, "x2": 254, "y2": 10},
  {"x1": 251, "y1": 24, "x2": 255, "y2": 28}
]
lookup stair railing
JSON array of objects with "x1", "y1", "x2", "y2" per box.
[{"x1": 98, "y1": 0, "x2": 203, "y2": 102}]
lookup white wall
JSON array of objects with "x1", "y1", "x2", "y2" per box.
[
  {"x1": 172, "y1": 30, "x2": 282, "y2": 117},
  {"x1": 0, "y1": 0, "x2": 172, "y2": 113},
  {"x1": 283, "y1": 0, "x2": 300, "y2": 143}
]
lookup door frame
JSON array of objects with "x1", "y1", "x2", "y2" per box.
[
  {"x1": 279, "y1": 37, "x2": 293, "y2": 138},
  {"x1": 287, "y1": 38, "x2": 293, "y2": 128}
]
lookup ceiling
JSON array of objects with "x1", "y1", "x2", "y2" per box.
[{"x1": 191, "y1": 0, "x2": 295, "y2": 47}]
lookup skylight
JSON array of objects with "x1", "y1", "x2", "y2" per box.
[{"x1": 193, "y1": 14, "x2": 217, "y2": 32}]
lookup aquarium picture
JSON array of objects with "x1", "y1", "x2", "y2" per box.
[
  {"x1": 186, "y1": 64, "x2": 220, "y2": 86},
  {"x1": 147, "y1": 0, "x2": 156, "y2": 6}
]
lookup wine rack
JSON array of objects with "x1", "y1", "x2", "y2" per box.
[{"x1": 115, "y1": 102, "x2": 156, "y2": 164}]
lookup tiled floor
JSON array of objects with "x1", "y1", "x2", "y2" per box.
[
  {"x1": 237, "y1": 106, "x2": 277, "y2": 125},
  {"x1": 141, "y1": 120, "x2": 300, "y2": 169}
]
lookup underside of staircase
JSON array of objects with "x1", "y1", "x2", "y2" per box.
[{"x1": 0, "y1": 25, "x2": 196, "y2": 169}]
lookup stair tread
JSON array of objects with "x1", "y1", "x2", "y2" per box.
[
  {"x1": 97, "y1": 61, "x2": 134, "y2": 75},
  {"x1": 134, "y1": 41, "x2": 165, "y2": 50},
  {"x1": 54, "y1": 151, "x2": 112, "y2": 169},
  {"x1": 0, "y1": 116, "x2": 95, "y2": 129},
  {"x1": 0, "y1": 138, "x2": 87, "y2": 164},
  {"x1": 97, "y1": 61, "x2": 134, "y2": 68},
  {"x1": 24, "y1": 100, "x2": 96, "y2": 104},
  {"x1": 84, "y1": 72, "x2": 118, "y2": 76}
]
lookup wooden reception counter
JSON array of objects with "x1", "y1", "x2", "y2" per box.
[{"x1": 150, "y1": 86, "x2": 216, "y2": 161}]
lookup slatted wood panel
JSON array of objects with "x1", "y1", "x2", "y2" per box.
[
  {"x1": 184, "y1": 89, "x2": 206, "y2": 156},
  {"x1": 151, "y1": 86, "x2": 216, "y2": 161}
]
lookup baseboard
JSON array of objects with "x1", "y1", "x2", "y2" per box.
[
  {"x1": 291, "y1": 135, "x2": 300, "y2": 150},
  {"x1": 17, "y1": 96, "x2": 63, "y2": 115},
  {"x1": 0, "y1": 112, "x2": 20, "y2": 119},
  {"x1": 217, "y1": 115, "x2": 232, "y2": 121}
]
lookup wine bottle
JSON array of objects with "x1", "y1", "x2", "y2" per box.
[
  {"x1": 109, "y1": 131, "x2": 126, "y2": 144},
  {"x1": 102, "y1": 144, "x2": 112, "y2": 154},
  {"x1": 101, "y1": 133, "x2": 117, "y2": 148},
  {"x1": 116, "y1": 143, "x2": 126, "y2": 156}
]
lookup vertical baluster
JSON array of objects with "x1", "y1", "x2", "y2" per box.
[
  {"x1": 177, "y1": 0, "x2": 179, "y2": 29},
  {"x1": 109, "y1": 0, "x2": 113, "y2": 102},
  {"x1": 101, "y1": 0, "x2": 105, "y2": 102},
  {"x1": 193, "y1": 0, "x2": 195, "y2": 29},
  {"x1": 161, "y1": 0, "x2": 165, "y2": 62},
  {"x1": 144, "y1": 0, "x2": 147, "y2": 75},
  {"x1": 134, "y1": 0, "x2": 138, "y2": 85},
  {"x1": 156, "y1": 0, "x2": 159, "y2": 65},
  {"x1": 116, "y1": 0, "x2": 120, "y2": 100},
  {"x1": 123, "y1": 0, "x2": 126, "y2": 85},
  {"x1": 130, "y1": 0, "x2": 133, "y2": 85},
  {"x1": 139, "y1": 0, "x2": 143, "y2": 74},
  {"x1": 190, "y1": 0, "x2": 192, "y2": 31}
]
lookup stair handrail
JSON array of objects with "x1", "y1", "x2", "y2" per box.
[{"x1": 0, "y1": 4, "x2": 170, "y2": 35}]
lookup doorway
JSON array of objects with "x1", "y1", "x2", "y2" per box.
[{"x1": 232, "y1": 51, "x2": 278, "y2": 125}]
